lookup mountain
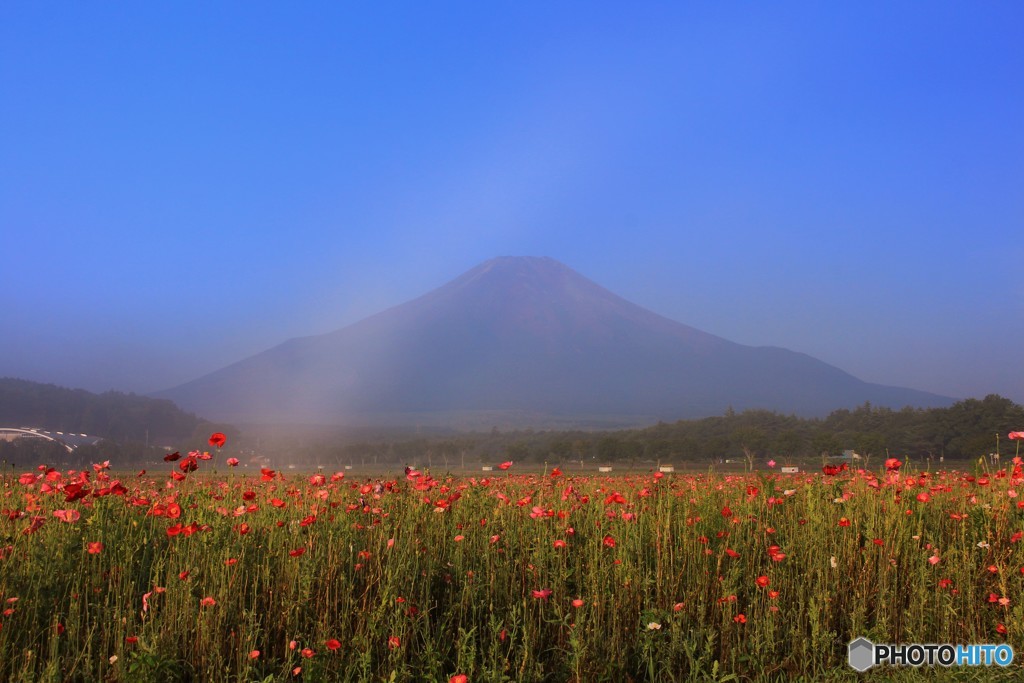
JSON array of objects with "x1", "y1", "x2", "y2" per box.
[
  {"x1": 0, "y1": 377, "x2": 213, "y2": 443},
  {"x1": 156, "y1": 256, "x2": 955, "y2": 426}
]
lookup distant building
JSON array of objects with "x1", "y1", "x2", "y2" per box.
[{"x1": 0, "y1": 427, "x2": 103, "y2": 453}]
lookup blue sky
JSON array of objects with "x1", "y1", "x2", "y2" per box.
[{"x1": 2, "y1": 3, "x2": 1022, "y2": 404}]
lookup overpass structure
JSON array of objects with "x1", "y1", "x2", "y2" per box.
[{"x1": 0, "y1": 427, "x2": 103, "y2": 453}]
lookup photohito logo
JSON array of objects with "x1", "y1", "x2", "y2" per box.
[{"x1": 848, "y1": 637, "x2": 1014, "y2": 671}]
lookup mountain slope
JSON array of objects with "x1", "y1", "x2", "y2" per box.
[
  {"x1": 157, "y1": 257, "x2": 954, "y2": 424},
  {"x1": 0, "y1": 377, "x2": 210, "y2": 442}
]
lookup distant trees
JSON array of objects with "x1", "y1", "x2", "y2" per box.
[
  {"x1": 271, "y1": 395, "x2": 1024, "y2": 469},
  {"x1": 0, "y1": 438, "x2": 68, "y2": 469},
  {"x1": 6, "y1": 376, "x2": 1020, "y2": 471},
  {"x1": 0, "y1": 377, "x2": 216, "y2": 444}
]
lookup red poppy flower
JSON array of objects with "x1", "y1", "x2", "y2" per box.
[
  {"x1": 498, "y1": 461, "x2": 512, "y2": 470},
  {"x1": 602, "y1": 535, "x2": 616, "y2": 548},
  {"x1": 325, "y1": 639, "x2": 341, "y2": 651},
  {"x1": 733, "y1": 614, "x2": 747, "y2": 624},
  {"x1": 1008, "y1": 432, "x2": 1024, "y2": 440},
  {"x1": 87, "y1": 541, "x2": 103, "y2": 554},
  {"x1": 720, "y1": 506, "x2": 733, "y2": 518},
  {"x1": 200, "y1": 596, "x2": 216, "y2": 607},
  {"x1": 755, "y1": 575, "x2": 770, "y2": 588},
  {"x1": 163, "y1": 452, "x2": 181, "y2": 462},
  {"x1": 388, "y1": 636, "x2": 401, "y2": 649},
  {"x1": 289, "y1": 547, "x2": 306, "y2": 557},
  {"x1": 532, "y1": 589, "x2": 552, "y2": 599},
  {"x1": 53, "y1": 509, "x2": 81, "y2": 523},
  {"x1": 64, "y1": 483, "x2": 90, "y2": 502},
  {"x1": 604, "y1": 492, "x2": 627, "y2": 505},
  {"x1": 226, "y1": 457, "x2": 240, "y2": 467},
  {"x1": 449, "y1": 676, "x2": 469, "y2": 683},
  {"x1": 208, "y1": 432, "x2": 227, "y2": 448}
]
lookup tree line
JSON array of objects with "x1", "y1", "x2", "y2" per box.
[
  {"x1": 0, "y1": 377, "x2": 231, "y2": 450},
  {"x1": 3, "y1": 375, "x2": 1021, "y2": 470},
  {"x1": 264, "y1": 395, "x2": 1024, "y2": 469}
]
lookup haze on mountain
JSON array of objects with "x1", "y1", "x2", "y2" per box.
[{"x1": 156, "y1": 257, "x2": 954, "y2": 427}]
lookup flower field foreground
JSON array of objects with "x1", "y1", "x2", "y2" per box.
[{"x1": 2, "y1": 457, "x2": 1024, "y2": 682}]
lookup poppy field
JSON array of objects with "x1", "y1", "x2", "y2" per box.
[{"x1": 2, "y1": 441, "x2": 1024, "y2": 682}]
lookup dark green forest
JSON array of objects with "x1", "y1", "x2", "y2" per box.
[
  {"x1": 0, "y1": 377, "x2": 210, "y2": 442},
  {"x1": 279, "y1": 395, "x2": 1024, "y2": 470},
  {"x1": 2, "y1": 375, "x2": 1022, "y2": 471}
]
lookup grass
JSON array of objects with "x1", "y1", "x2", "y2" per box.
[{"x1": 0, "y1": 456, "x2": 1022, "y2": 681}]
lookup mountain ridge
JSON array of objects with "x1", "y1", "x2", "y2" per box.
[{"x1": 155, "y1": 256, "x2": 955, "y2": 425}]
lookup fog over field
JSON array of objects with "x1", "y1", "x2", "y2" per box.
[{"x1": 2, "y1": 4, "x2": 1022, "y2": 410}]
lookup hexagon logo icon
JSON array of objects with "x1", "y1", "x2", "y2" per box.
[{"x1": 848, "y1": 637, "x2": 875, "y2": 672}]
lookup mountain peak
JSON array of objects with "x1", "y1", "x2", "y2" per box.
[
  {"x1": 157, "y1": 257, "x2": 955, "y2": 426},
  {"x1": 479, "y1": 255, "x2": 564, "y2": 269},
  {"x1": 446, "y1": 256, "x2": 584, "y2": 293}
]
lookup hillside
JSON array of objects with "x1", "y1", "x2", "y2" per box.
[
  {"x1": 158, "y1": 257, "x2": 955, "y2": 425},
  {"x1": 0, "y1": 377, "x2": 210, "y2": 443}
]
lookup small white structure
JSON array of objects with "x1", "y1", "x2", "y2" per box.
[
  {"x1": 481, "y1": 466, "x2": 493, "y2": 471},
  {"x1": 658, "y1": 465, "x2": 675, "y2": 473},
  {"x1": 598, "y1": 466, "x2": 613, "y2": 473},
  {"x1": 0, "y1": 427, "x2": 102, "y2": 453},
  {"x1": 781, "y1": 466, "x2": 800, "y2": 474}
]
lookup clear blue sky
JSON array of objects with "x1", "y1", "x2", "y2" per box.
[{"x1": 2, "y1": 3, "x2": 1022, "y2": 404}]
